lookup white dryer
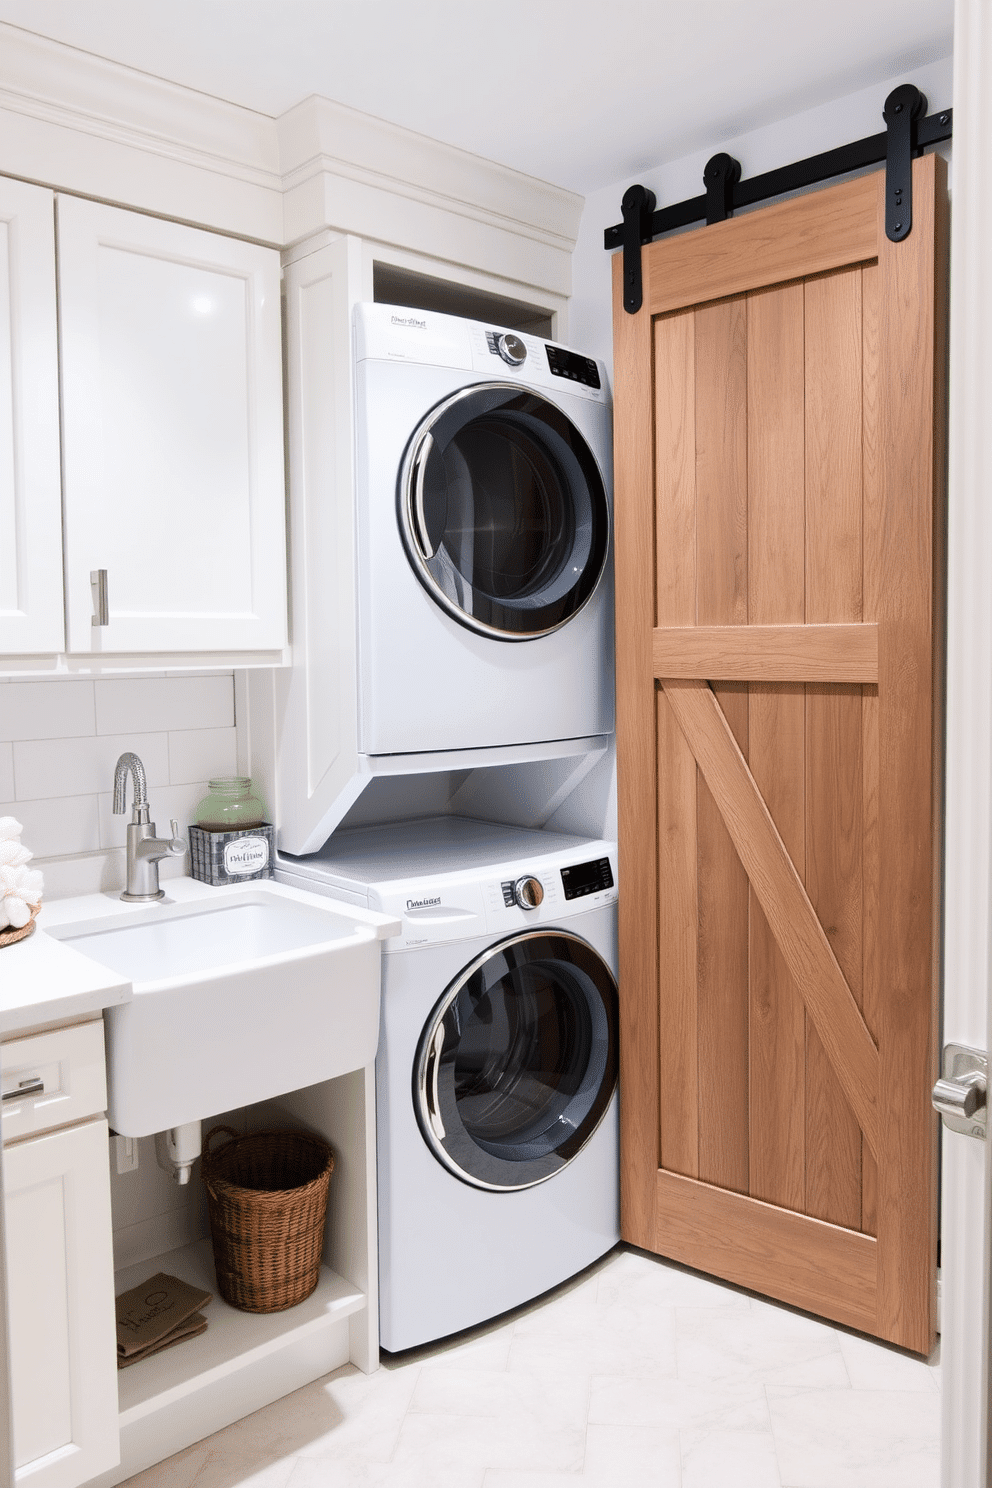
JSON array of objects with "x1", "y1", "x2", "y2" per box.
[
  {"x1": 354, "y1": 304, "x2": 614, "y2": 755},
  {"x1": 277, "y1": 816, "x2": 620, "y2": 1352}
]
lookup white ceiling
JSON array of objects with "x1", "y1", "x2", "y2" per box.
[{"x1": 0, "y1": 1, "x2": 954, "y2": 194}]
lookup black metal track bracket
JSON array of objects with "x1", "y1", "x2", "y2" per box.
[
  {"x1": 883, "y1": 83, "x2": 927, "y2": 242},
  {"x1": 620, "y1": 185, "x2": 657, "y2": 313},
  {"x1": 606, "y1": 83, "x2": 952, "y2": 314}
]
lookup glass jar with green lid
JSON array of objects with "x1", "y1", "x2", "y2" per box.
[{"x1": 194, "y1": 777, "x2": 267, "y2": 832}]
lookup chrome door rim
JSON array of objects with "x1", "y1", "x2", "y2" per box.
[
  {"x1": 413, "y1": 928, "x2": 619, "y2": 1192},
  {"x1": 397, "y1": 381, "x2": 611, "y2": 642}
]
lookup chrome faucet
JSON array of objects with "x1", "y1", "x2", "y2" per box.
[{"x1": 113, "y1": 752, "x2": 186, "y2": 902}]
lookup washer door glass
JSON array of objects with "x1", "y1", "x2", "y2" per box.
[
  {"x1": 414, "y1": 930, "x2": 619, "y2": 1191},
  {"x1": 398, "y1": 382, "x2": 610, "y2": 640}
]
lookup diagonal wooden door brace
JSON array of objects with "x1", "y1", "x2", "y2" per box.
[{"x1": 661, "y1": 676, "x2": 880, "y2": 1157}]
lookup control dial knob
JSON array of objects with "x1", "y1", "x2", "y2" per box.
[
  {"x1": 497, "y1": 333, "x2": 527, "y2": 366},
  {"x1": 513, "y1": 875, "x2": 544, "y2": 910}
]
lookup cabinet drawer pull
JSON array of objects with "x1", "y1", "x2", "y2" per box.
[
  {"x1": 90, "y1": 568, "x2": 109, "y2": 627},
  {"x1": 3, "y1": 1078, "x2": 45, "y2": 1101}
]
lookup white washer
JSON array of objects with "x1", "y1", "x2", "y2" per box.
[
  {"x1": 355, "y1": 304, "x2": 615, "y2": 755},
  {"x1": 278, "y1": 816, "x2": 620, "y2": 1351}
]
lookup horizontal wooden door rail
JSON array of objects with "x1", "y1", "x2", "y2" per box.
[
  {"x1": 662, "y1": 677, "x2": 881, "y2": 1156},
  {"x1": 645, "y1": 168, "x2": 878, "y2": 317},
  {"x1": 655, "y1": 1170, "x2": 878, "y2": 1335},
  {"x1": 653, "y1": 623, "x2": 878, "y2": 682}
]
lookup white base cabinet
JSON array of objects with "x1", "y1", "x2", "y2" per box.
[{"x1": 4, "y1": 1118, "x2": 118, "y2": 1487}]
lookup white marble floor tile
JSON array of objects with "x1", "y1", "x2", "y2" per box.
[
  {"x1": 767, "y1": 1385, "x2": 941, "y2": 1487},
  {"x1": 410, "y1": 1364, "x2": 590, "y2": 1432},
  {"x1": 212, "y1": 1365, "x2": 420, "y2": 1467},
  {"x1": 590, "y1": 1372, "x2": 768, "y2": 1434},
  {"x1": 681, "y1": 1426, "x2": 782, "y2": 1488},
  {"x1": 509, "y1": 1298, "x2": 678, "y2": 1379},
  {"x1": 186, "y1": 1455, "x2": 298, "y2": 1488},
  {"x1": 583, "y1": 1422, "x2": 682, "y2": 1486},
  {"x1": 389, "y1": 1409, "x2": 586, "y2": 1478},
  {"x1": 288, "y1": 1457, "x2": 483, "y2": 1488},
  {"x1": 836, "y1": 1330, "x2": 940, "y2": 1393},
  {"x1": 120, "y1": 1441, "x2": 211, "y2": 1488},
  {"x1": 401, "y1": 1318, "x2": 517, "y2": 1374},
  {"x1": 596, "y1": 1247, "x2": 751, "y2": 1311},
  {"x1": 676, "y1": 1302, "x2": 847, "y2": 1390}
]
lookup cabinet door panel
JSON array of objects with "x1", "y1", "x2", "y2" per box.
[
  {"x1": 4, "y1": 1118, "x2": 119, "y2": 1487},
  {"x1": 58, "y1": 196, "x2": 286, "y2": 654},
  {"x1": 0, "y1": 180, "x2": 64, "y2": 655}
]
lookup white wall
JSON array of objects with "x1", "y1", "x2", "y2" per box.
[
  {"x1": 0, "y1": 674, "x2": 241, "y2": 899},
  {"x1": 568, "y1": 54, "x2": 954, "y2": 367}
]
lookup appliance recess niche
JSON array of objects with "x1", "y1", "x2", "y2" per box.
[{"x1": 253, "y1": 234, "x2": 612, "y2": 856}]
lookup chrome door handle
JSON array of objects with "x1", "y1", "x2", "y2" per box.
[
  {"x1": 932, "y1": 1044, "x2": 988, "y2": 1138},
  {"x1": 410, "y1": 433, "x2": 436, "y2": 560},
  {"x1": 423, "y1": 1021, "x2": 446, "y2": 1141}
]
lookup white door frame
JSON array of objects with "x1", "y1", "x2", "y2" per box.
[{"x1": 940, "y1": 2, "x2": 992, "y2": 1483}]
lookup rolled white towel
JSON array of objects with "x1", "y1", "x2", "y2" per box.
[
  {"x1": 0, "y1": 839, "x2": 32, "y2": 869},
  {"x1": 0, "y1": 817, "x2": 23, "y2": 842},
  {"x1": 0, "y1": 863, "x2": 43, "y2": 932}
]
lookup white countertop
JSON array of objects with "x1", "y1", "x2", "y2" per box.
[{"x1": 0, "y1": 876, "x2": 399, "y2": 1038}]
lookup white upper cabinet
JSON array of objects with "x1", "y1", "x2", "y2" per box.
[
  {"x1": 0, "y1": 180, "x2": 65, "y2": 654},
  {"x1": 57, "y1": 196, "x2": 287, "y2": 655}
]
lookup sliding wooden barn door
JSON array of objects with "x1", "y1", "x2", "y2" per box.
[{"x1": 613, "y1": 154, "x2": 946, "y2": 1353}]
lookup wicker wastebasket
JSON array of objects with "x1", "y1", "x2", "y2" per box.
[{"x1": 201, "y1": 1125, "x2": 334, "y2": 1313}]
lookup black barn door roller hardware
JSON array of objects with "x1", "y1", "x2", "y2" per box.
[{"x1": 607, "y1": 84, "x2": 952, "y2": 314}]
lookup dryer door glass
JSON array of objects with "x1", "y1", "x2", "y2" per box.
[
  {"x1": 399, "y1": 382, "x2": 610, "y2": 640},
  {"x1": 415, "y1": 929, "x2": 618, "y2": 1190}
]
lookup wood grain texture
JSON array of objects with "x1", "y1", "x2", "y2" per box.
[
  {"x1": 804, "y1": 266, "x2": 865, "y2": 1231},
  {"x1": 661, "y1": 677, "x2": 880, "y2": 1157},
  {"x1": 694, "y1": 299, "x2": 749, "y2": 1194},
  {"x1": 612, "y1": 251, "x2": 660, "y2": 1250},
  {"x1": 746, "y1": 281, "x2": 806, "y2": 1213},
  {"x1": 873, "y1": 153, "x2": 941, "y2": 1354},
  {"x1": 653, "y1": 312, "x2": 700, "y2": 1178},
  {"x1": 861, "y1": 261, "x2": 881, "y2": 1236},
  {"x1": 655, "y1": 1169, "x2": 878, "y2": 1335},
  {"x1": 645, "y1": 170, "x2": 878, "y2": 318},
  {"x1": 652, "y1": 623, "x2": 878, "y2": 681}
]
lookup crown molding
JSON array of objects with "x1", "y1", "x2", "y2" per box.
[{"x1": 0, "y1": 23, "x2": 583, "y2": 287}]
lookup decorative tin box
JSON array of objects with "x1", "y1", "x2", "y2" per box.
[{"x1": 188, "y1": 823, "x2": 274, "y2": 886}]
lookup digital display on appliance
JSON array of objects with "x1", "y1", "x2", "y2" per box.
[
  {"x1": 545, "y1": 345, "x2": 602, "y2": 389},
  {"x1": 560, "y1": 857, "x2": 614, "y2": 900}
]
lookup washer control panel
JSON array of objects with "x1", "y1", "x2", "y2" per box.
[
  {"x1": 545, "y1": 345, "x2": 602, "y2": 389},
  {"x1": 560, "y1": 856, "x2": 615, "y2": 901}
]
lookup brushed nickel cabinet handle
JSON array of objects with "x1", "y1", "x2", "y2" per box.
[{"x1": 90, "y1": 569, "x2": 109, "y2": 627}]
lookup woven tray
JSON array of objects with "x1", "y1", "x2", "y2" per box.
[
  {"x1": 201, "y1": 1125, "x2": 334, "y2": 1314},
  {"x1": 0, "y1": 904, "x2": 39, "y2": 949}
]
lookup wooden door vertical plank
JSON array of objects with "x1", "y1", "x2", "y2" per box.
[
  {"x1": 874, "y1": 154, "x2": 942, "y2": 1353},
  {"x1": 746, "y1": 282, "x2": 807, "y2": 1212},
  {"x1": 693, "y1": 297, "x2": 749, "y2": 1193},
  {"x1": 804, "y1": 267, "x2": 865, "y2": 1231},
  {"x1": 612, "y1": 253, "x2": 660, "y2": 1250},
  {"x1": 654, "y1": 311, "x2": 700, "y2": 1178},
  {"x1": 861, "y1": 260, "x2": 881, "y2": 1236}
]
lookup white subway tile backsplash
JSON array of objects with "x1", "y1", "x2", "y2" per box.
[
  {"x1": 95, "y1": 676, "x2": 235, "y2": 735},
  {"x1": 168, "y1": 727, "x2": 238, "y2": 786},
  {"x1": 98, "y1": 781, "x2": 205, "y2": 851},
  {"x1": 2, "y1": 673, "x2": 245, "y2": 896},
  {"x1": 0, "y1": 680, "x2": 96, "y2": 742},
  {"x1": 0, "y1": 795, "x2": 102, "y2": 859},
  {"x1": 13, "y1": 733, "x2": 170, "y2": 801}
]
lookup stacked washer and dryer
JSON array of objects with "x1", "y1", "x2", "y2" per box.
[{"x1": 278, "y1": 304, "x2": 619, "y2": 1351}]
